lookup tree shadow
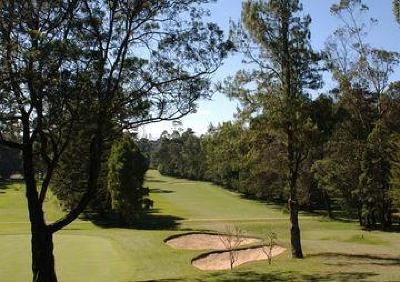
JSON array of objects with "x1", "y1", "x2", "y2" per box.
[
  {"x1": 90, "y1": 209, "x2": 184, "y2": 231},
  {"x1": 150, "y1": 188, "x2": 174, "y2": 194},
  {"x1": 237, "y1": 194, "x2": 288, "y2": 214},
  {"x1": 134, "y1": 211, "x2": 184, "y2": 230},
  {"x1": 310, "y1": 252, "x2": 400, "y2": 267},
  {"x1": 360, "y1": 224, "x2": 400, "y2": 233},
  {"x1": 137, "y1": 270, "x2": 378, "y2": 282},
  {"x1": 0, "y1": 180, "x2": 15, "y2": 190},
  {"x1": 145, "y1": 176, "x2": 167, "y2": 184}
]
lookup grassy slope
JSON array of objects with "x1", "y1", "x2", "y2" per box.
[{"x1": 0, "y1": 171, "x2": 399, "y2": 281}]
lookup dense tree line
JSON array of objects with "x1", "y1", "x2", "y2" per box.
[{"x1": 156, "y1": 84, "x2": 400, "y2": 229}]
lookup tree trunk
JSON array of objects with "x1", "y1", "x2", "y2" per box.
[
  {"x1": 32, "y1": 229, "x2": 57, "y2": 282},
  {"x1": 288, "y1": 198, "x2": 303, "y2": 258},
  {"x1": 22, "y1": 133, "x2": 58, "y2": 281},
  {"x1": 357, "y1": 198, "x2": 363, "y2": 226},
  {"x1": 323, "y1": 190, "x2": 333, "y2": 218}
]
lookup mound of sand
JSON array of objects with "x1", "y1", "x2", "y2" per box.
[
  {"x1": 192, "y1": 245, "x2": 286, "y2": 270},
  {"x1": 165, "y1": 233, "x2": 261, "y2": 250}
]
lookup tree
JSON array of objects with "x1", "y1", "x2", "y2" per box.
[
  {"x1": 51, "y1": 115, "x2": 119, "y2": 217},
  {"x1": 390, "y1": 134, "x2": 400, "y2": 212},
  {"x1": 394, "y1": 0, "x2": 400, "y2": 24},
  {"x1": 218, "y1": 225, "x2": 244, "y2": 270},
  {"x1": 360, "y1": 123, "x2": 392, "y2": 228},
  {"x1": 226, "y1": 0, "x2": 322, "y2": 258},
  {"x1": 156, "y1": 131, "x2": 183, "y2": 176},
  {"x1": 0, "y1": 1, "x2": 229, "y2": 280},
  {"x1": 261, "y1": 231, "x2": 278, "y2": 265},
  {"x1": 107, "y1": 136, "x2": 152, "y2": 225}
]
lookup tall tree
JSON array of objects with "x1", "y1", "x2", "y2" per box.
[
  {"x1": 107, "y1": 136, "x2": 151, "y2": 225},
  {"x1": 0, "y1": 1, "x2": 229, "y2": 280},
  {"x1": 226, "y1": 0, "x2": 322, "y2": 258}
]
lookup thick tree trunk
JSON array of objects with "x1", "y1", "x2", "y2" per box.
[
  {"x1": 23, "y1": 134, "x2": 58, "y2": 281},
  {"x1": 31, "y1": 229, "x2": 57, "y2": 282},
  {"x1": 288, "y1": 197, "x2": 304, "y2": 258}
]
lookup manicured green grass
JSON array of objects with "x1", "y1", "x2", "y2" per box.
[{"x1": 0, "y1": 171, "x2": 400, "y2": 281}]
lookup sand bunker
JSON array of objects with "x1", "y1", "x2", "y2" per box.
[
  {"x1": 192, "y1": 245, "x2": 286, "y2": 270},
  {"x1": 165, "y1": 232, "x2": 261, "y2": 250}
]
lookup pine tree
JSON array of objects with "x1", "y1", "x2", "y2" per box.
[
  {"x1": 107, "y1": 137, "x2": 152, "y2": 225},
  {"x1": 360, "y1": 124, "x2": 393, "y2": 228},
  {"x1": 227, "y1": 0, "x2": 322, "y2": 258}
]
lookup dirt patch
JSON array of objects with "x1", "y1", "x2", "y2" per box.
[
  {"x1": 191, "y1": 245, "x2": 286, "y2": 270},
  {"x1": 165, "y1": 232, "x2": 261, "y2": 250}
]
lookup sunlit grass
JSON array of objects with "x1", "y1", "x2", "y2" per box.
[{"x1": 0, "y1": 171, "x2": 399, "y2": 281}]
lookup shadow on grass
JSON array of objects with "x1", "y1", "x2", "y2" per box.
[
  {"x1": 360, "y1": 224, "x2": 400, "y2": 233},
  {"x1": 145, "y1": 175, "x2": 168, "y2": 184},
  {"x1": 310, "y1": 252, "x2": 400, "y2": 267},
  {"x1": 0, "y1": 180, "x2": 22, "y2": 190},
  {"x1": 150, "y1": 188, "x2": 174, "y2": 194},
  {"x1": 137, "y1": 270, "x2": 378, "y2": 282},
  {"x1": 90, "y1": 209, "x2": 184, "y2": 231},
  {"x1": 146, "y1": 179, "x2": 168, "y2": 184}
]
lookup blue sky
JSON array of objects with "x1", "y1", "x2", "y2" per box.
[{"x1": 140, "y1": 0, "x2": 399, "y2": 139}]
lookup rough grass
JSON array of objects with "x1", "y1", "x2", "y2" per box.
[{"x1": 0, "y1": 171, "x2": 399, "y2": 281}]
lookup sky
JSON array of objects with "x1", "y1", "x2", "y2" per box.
[{"x1": 139, "y1": 0, "x2": 400, "y2": 139}]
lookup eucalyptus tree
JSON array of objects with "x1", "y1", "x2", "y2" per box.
[
  {"x1": 0, "y1": 0, "x2": 229, "y2": 280},
  {"x1": 225, "y1": 0, "x2": 322, "y2": 258}
]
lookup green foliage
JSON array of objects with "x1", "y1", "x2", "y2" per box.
[
  {"x1": 360, "y1": 124, "x2": 393, "y2": 228},
  {"x1": 107, "y1": 137, "x2": 152, "y2": 225},
  {"x1": 390, "y1": 134, "x2": 400, "y2": 211},
  {"x1": 317, "y1": 0, "x2": 400, "y2": 228},
  {"x1": 157, "y1": 129, "x2": 205, "y2": 180},
  {"x1": 51, "y1": 117, "x2": 119, "y2": 216}
]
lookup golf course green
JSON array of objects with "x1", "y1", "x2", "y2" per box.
[{"x1": 0, "y1": 170, "x2": 399, "y2": 281}]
